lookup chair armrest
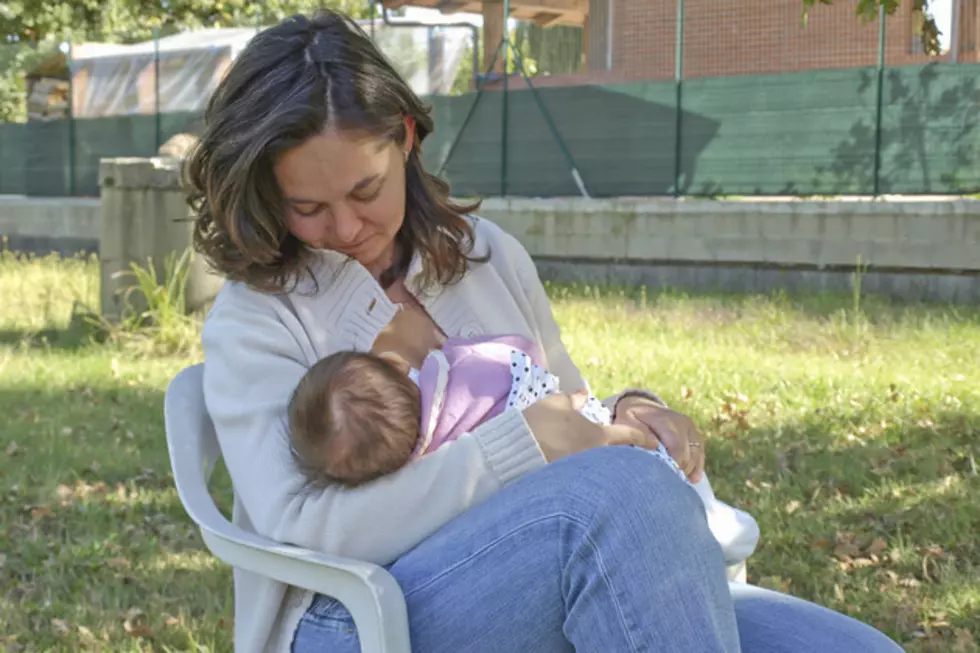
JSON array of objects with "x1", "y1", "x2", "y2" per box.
[{"x1": 196, "y1": 513, "x2": 410, "y2": 653}]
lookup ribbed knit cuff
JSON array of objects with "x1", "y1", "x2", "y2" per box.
[{"x1": 471, "y1": 408, "x2": 546, "y2": 486}]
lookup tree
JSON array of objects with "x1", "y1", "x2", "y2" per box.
[
  {"x1": 0, "y1": 1, "x2": 372, "y2": 44},
  {"x1": 804, "y1": 0, "x2": 941, "y2": 55},
  {"x1": 513, "y1": 23, "x2": 582, "y2": 77},
  {"x1": 0, "y1": 0, "x2": 372, "y2": 122}
]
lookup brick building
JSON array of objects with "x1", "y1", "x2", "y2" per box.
[{"x1": 384, "y1": 0, "x2": 980, "y2": 83}]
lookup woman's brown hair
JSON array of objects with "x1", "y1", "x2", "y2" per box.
[{"x1": 185, "y1": 10, "x2": 485, "y2": 293}]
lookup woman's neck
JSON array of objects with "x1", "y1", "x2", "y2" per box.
[
  {"x1": 365, "y1": 240, "x2": 398, "y2": 281},
  {"x1": 377, "y1": 237, "x2": 410, "y2": 290}
]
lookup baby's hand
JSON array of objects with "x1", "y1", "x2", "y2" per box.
[{"x1": 612, "y1": 412, "x2": 662, "y2": 448}]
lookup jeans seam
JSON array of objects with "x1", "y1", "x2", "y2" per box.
[
  {"x1": 402, "y1": 510, "x2": 642, "y2": 653},
  {"x1": 402, "y1": 513, "x2": 561, "y2": 600},
  {"x1": 570, "y1": 514, "x2": 643, "y2": 653}
]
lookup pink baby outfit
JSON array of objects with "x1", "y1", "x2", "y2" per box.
[
  {"x1": 413, "y1": 334, "x2": 611, "y2": 458},
  {"x1": 410, "y1": 334, "x2": 761, "y2": 569}
]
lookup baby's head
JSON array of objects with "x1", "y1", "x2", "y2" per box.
[{"x1": 288, "y1": 351, "x2": 422, "y2": 488}]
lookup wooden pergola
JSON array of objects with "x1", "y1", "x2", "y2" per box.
[{"x1": 381, "y1": 0, "x2": 588, "y2": 72}]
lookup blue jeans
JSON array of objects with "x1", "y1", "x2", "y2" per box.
[{"x1": 292, "y1": 447, "x2": 902, "y2": 652}]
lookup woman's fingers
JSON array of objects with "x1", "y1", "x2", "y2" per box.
[
  {"x1": 602, "y1": 423, "x2": 655, "y2": 449},
  {"x1": 656, "y1": 414, "x2": 692, "y2": 471},
  {"x1": 687, "y1": 441, "x2": 706, "y2": 484}
]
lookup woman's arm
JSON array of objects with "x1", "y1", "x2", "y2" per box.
[
  {"x1": 504, "y1": 230, "x2": 704, "y2": 478},
  {"x1": 201, "y1": 291, "x2": 546, "y2": 566}
]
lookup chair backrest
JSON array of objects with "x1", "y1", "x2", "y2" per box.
[
  {"x1": 163, "y1": 364, "x2": 413, "y2": 653},
  {"x1": 164, "y1": 363, "x2": 228, "y2": 532}
]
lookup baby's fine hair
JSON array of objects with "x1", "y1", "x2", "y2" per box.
[{"x1": 288, "y1": 351, "x2": 422, "y2": 488}]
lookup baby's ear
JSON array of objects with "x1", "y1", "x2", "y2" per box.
[{"x1": 377, "y1": 351, "x2": 411, "y2": 375}]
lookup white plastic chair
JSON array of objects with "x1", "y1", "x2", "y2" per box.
[{"x1": 164, "y1": 364, "x2": 412, "y2": 653}]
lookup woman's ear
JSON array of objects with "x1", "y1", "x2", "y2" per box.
[{"x1": 403, "y1": 115, "x2": 416, "y2": 155}]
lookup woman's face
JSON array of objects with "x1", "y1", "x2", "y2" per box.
[{"x1": 274, "y1": 124, "x2": 412, "y2": 277}]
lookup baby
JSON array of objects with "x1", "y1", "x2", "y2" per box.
[{"x1": 288, "y1": 334, "x2": 759, "y2": 565}]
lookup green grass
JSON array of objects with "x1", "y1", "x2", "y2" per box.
[{"x1": 1, "y1": 252, "x2": 978, "y2": 652}]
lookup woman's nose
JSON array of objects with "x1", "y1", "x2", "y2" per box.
[{"x1": 332, "y1": 207, "x2": 361, "y2": 245}]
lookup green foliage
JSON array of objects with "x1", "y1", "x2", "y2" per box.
[
  {"x1": 805, "y1": 0, "x2": 942, "y2": 55},
  {"x1": 513, "y1": 23, "x2": 584, "y2": 77},
  {"x1": 0, "y1": 0, "x2": 372, "y2": 123},
  {"x1": 107, "y1": 248, "x2": 200, "y2": 354},
  {"x1": 0, "y1": 0, "x2": 372, "y2": 45},
  {"x1": 449, "y1": 40, "x2": 474, "y2": 95},
  {"x1": 0, "y1": 42, "x2": 57, "y2": 122}
]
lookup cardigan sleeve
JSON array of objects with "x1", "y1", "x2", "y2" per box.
[{"x1": 200, "y1": 287, "x2": 546, "y2": 566}]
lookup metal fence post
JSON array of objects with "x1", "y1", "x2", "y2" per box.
[
  {"x1": 872, "y1": 5, "x2": 886, "y2": 197},
  {"x1": 501, "y1": 0, "x2": 510, "y2": 197},
  {"x1": 66, "y1": 39, "x2": 76, "y2": 196},
  {"x1": 154, "y1": 27, "x2": 162, "y2": 152},
  {"x1": 673, "y1": 0, "x2": 685, "y2": 198}
]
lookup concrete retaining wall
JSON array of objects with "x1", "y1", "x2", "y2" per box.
[
  {"x1": 0, "y1": 196, "x2": 99, "y2": 256},
  {"x1": 2, "y1": 164, "x2": 978, "y2": 303},
  {"x1": 98, "y1": 157, "x2": 223, "y2": 319},
  {"x1": 478, "y1": 197, "x2": 980, "y2": 303},
  {"x1": 478, "y1": 197, "x2": 980, "y2": 273}
]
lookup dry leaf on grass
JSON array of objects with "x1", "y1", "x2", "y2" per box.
[
  {"x1": 952, "y1": 629, "x2": 978, "y2": 653},
  {"x1": 834, "y1": 540, "x2": 862, "y2": 560},
  {"x1": 29, "y1": 505, "x2": 54, "y2": 521},
  {"x1": 50, "y1": 619, "x2": 70, "y2": 636},
  {"x1": 866, "y1": 537, "x2": 888, "y2": 556},
  {"x1": 107, "y1": 557, "x2": 131, "y2": 570},
  {"x1": 122, "y1": 608, "x2": 152, "y2": 639}
]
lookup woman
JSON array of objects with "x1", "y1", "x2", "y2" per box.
[{"x1": 186, "y1": 10, "x2": 902, "y2": 653}]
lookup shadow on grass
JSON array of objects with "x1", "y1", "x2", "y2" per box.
[
  {"x1": 0, "y1": 327, "x2": 92, "y2": 351},
  {"x1": 703, "y1": 405, "x2": 979, "y2": 647},
  {"x1": 0, "y1": 302, "x2": 110, "y2": 351},
  {"x1": 0, "y1": 383, "x2": 233, "y2": 651},
  {"x1": 3, "y1": 376, "x2": 976, "y2": 650}
]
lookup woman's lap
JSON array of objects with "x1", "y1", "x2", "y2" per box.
[{"x1": 292, "y1": 447, "x2": 901, "y2": 653}]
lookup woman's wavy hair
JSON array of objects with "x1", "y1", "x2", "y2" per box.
[{"x1": 185, "y1": 10, "x2": 485, "y2": 293}]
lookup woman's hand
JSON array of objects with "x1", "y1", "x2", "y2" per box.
[
  {"x1": 614, "y1": 396, "x2": 706, "y2": 483},
  {"x1": 371, "y1": 300, "x2": 446, "y2": 370},
  {"x1": 522, "y1": 391, "x2": 658, "y2": 462}
]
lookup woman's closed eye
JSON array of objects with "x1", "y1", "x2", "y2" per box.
[
  {"x1": 351, "y1": 176, "x2": 386, "y2": 203},
  {"x1": 293, "y1": 203, "x2": 324, "y2": 217}
]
